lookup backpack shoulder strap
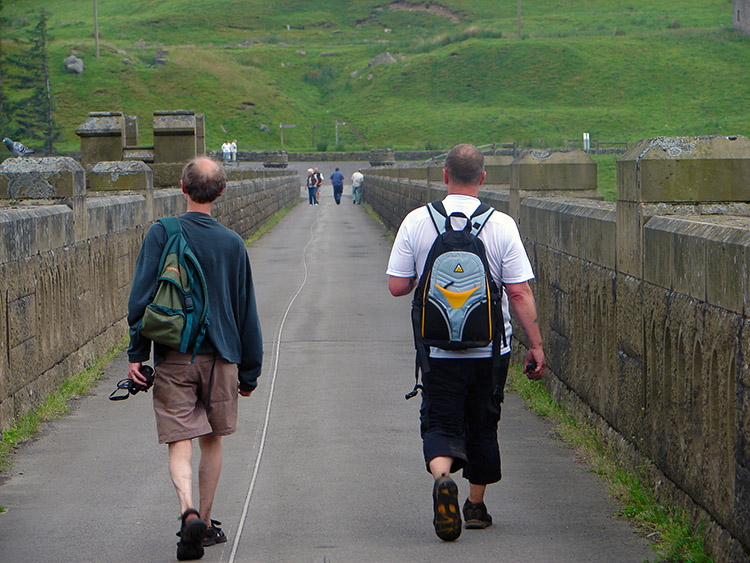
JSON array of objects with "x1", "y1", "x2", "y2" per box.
[
  {"x1": 469, "y1": 203, "x2": 494, "y2": 236},
  {"x1": 157, "y1": 216, "x2": 182, "y2": 238},
  {"x1": 426, "y1": 201, "x2": 447, "y2": 235}
]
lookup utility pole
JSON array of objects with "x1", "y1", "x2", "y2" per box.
[
  {"x1": 94, "y1": 0, "x2": 100, "y2": 58},
  {"x1": 517, "y1": 0, "x2": 522, "y2": 40}
]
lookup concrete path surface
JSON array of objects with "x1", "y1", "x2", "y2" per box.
[{"x1": 0, "y1": 178, "x2": 655, "y2": 562}]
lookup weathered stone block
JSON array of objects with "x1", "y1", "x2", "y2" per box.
[
  {"x1": 616, "y1": 201, "x2": 644, "y2": 277},
  {"x1": 89, "y1": 161, "x2": 153, "y2": 192},
  {"x1": 510, "y1": 149, "x2": 597, "y2": 191},
  {"x1": 643, "y1": 218, "x2": 674, "y2": 290},
  {"x1": 617, "y1": 136, "x2": 750, "y2": 203},
  {"x1": 87, "y1": 195, "x2": 148, "y2": 238},
  {"x1": 733, "y1": 463, "x2": 750, "y2": 548},
  {"x1": 369, "y1": 148, "x2": 394, "y2": 167},
  {"x1": 151, "y1": 163, "x2": 184, "y2": 188},
  {"x1": 704, "y1": 222, "x2": 750, "y2": 314},
  {"x1": 153, "y1": 110, "x2": 197, "y2": 164},
  {"x1": 7, "y1": 294, "x2": 35, "y2": 348},
  {"x1": 0, "y1": 157, "x2": 85, "y2": 199},
  {"x1": 484, "y1": 155, "x2": 514, "y2": 185},
  {"x1": 0, "y1": 206, "x2": 73, "y2": 263},
  {"x1": 75, "y1": 112, "x2": 125, "y2": 167}
]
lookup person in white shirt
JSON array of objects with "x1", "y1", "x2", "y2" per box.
[
  {"x1": 221, "y1": 141, "x2": 231, "y2": 163},
  {"x1": 351, "y1": 169, "x2": 364, "y2": 204},
  {"x1": 230, "y1": 140, "x2": 237, "y2": 162},
  {"x1": 387, "y1": 143, "x2": 545, "y2": 542}
]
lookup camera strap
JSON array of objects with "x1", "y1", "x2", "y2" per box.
[{"x1": 109, "y1": 379, "x2": 134, "y2": 401}]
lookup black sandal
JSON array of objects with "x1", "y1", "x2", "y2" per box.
[
  {"x1": 176, "y1": 509, "x2": 207, "y2": 561},
  {"x1": 203, "y1": 519, "x2": 228, "y2": 547}
]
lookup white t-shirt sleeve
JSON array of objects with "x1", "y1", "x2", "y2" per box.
[{"x1": 386, "y1": 222, "x2": 416, "y2": 278}]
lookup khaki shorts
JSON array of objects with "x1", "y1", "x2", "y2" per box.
[{"x1": 152, "y1": 351, "x2": 239, "y2": 444}]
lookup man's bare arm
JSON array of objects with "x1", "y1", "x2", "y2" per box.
[
  {"x1": 505, "y1": 281, "x2": 545, "y2": 379},
  {"x1": 389, "y1": 275, "x2": 416, "y2": 297}
]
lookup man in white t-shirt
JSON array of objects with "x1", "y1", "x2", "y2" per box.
[
  {"x1": 387, "y1": 143, "x2": 545, "y2": 542},
  {"x1": 230, "y1": 140, "x2": 237, "y2": 162},
  {"x1": 351, "y1": 169, "x2": 364, "y2": 204}
]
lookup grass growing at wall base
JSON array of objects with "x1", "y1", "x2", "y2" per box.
[
  {"x1": 0, "y1": 337, "x2": 129, "y2": 475},
  {"x1": 244, "y1": 200, "x2": 299, "y2": 247},
  {"x1": 507, "y1": 366, "x2": 713, "y2": 563}
]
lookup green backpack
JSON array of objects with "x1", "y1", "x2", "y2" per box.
[{"x1": 137, "y1": 217, "x2": 209, "y2": 361}]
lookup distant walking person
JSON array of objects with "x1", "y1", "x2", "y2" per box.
[
  {"x1": 221, "y1": 141, "x2": 231, "y2": 163},
  {"x1": 314, "y1": 167, "x2": 323, "y2": 202},
  {"x1": 387, "y1": 144, "x2": 545, "y2": 542},
  {"x1": 330, "y1": 167, "x2": 344, "y2": 205},
  {"x1": 351, "y1": 169, "x2": 364, "y2": 204},
  {"x1": 230, "y1": 139, "x2": 238, "y2": 162},
  {"x1": 127, "y1": 157, "x2": 263, "y2": 560},
  {"x1": 306, "y1": 168, "x2": 319, "y2": 205}
]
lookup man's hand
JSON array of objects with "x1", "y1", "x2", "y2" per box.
[
  {"x1": 128, "y1": 361, "x2": 147, "y2": 386},
  {"x1": 523, "y1": 347, "x2": 546, "y2": 380},
  {"x1": 239, "y1": 388, "x2": 254, "y2": 397}
]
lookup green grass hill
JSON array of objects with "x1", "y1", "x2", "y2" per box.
[{"x1": 1, "y1": 0, "x2": 748, "y2": 161}]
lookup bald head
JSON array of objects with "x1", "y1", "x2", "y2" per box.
[
  {"x1": 444, "y1": 144, "x2": 484, "y2": 186},
  {"x1": 181, "y1": 157, "x2": 226, "y2": 203}
]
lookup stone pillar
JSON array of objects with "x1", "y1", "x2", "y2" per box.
[
  {"x1": 615, "y1": 135, "x2": 750, "y2": 278},
  {"x1": 153, "y1": 110, "x2": 197, "y2": 163},
  {"x1": 88, "y1": 161, "x2": 154, "y2": 226},
  {"x1": 152, "y1": 110, "x2": 198, "y2": 187},
  {"x1": 195, "y1": 114, "x2": 206, "y2": 156},
  {"x1": 369, "y1": 148, "x2": 395, "y2": 167},
  {"x1": 124, "y1": 115, "x2": 139, "y2": 146},
  {"x1": 0, "y1": 157, "x2": 87, "y2": 241},
  {"x1": 484, "y1": 155, "x2": 514, "y2": 187},
  {"x1": 75, "y1": 112, "x2": 125, "y2": 169},
  {"x1": 509, "y1": 149, "x2": 599, "y2": 221}
]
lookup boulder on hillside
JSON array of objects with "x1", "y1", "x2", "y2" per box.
[
  {"x1": 369, "y1": 52, "x2": 396, "y2": 67},
  {"x1": 63, "y1": 55, "x2": 84, "y2": 74}
]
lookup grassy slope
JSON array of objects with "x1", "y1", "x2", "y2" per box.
[{"x1": 1, "y1": 0, "x2": 748, "y2": 159}]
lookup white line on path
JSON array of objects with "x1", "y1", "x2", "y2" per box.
[{"x1": 228, "y1": 210, "x2": 319, "y2": 563}]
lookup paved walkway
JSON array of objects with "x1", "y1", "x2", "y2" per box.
[{"x1": 0, "y1": 179, "x2": 655, "y2": 562}]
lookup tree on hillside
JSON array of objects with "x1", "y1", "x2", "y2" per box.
[
  {"x1": 5, "y1": 9, "x2": 59, "y2": 154},
  {"x1": 0, "y1": 0, "x2": 8, "y2": 136}
]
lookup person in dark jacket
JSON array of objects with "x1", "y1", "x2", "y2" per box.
[
  {"x1": 330, "y1": 167, "x2": 344, "y2": 205},
  {"x1": 127, "y1": 157, "x2": 263, "y2": 561}
]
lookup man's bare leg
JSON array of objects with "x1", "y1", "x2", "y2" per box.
[
  {"x1": 468, "y1": 483, "x2": 486, "y2": 503},
  {"x1": 169, "y1": 440, "x2": 196, "y2": 517},
  {"x1": 198, "y1": 434, "x2": 223, "y2": 525},
  {"x1": 429, "y1": 456, "x2": 453, "y2": 479}
]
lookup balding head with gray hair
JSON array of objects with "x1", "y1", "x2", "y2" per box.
[
  {"x1": 181, "y1": 157, "x2": 226, "y2": 203},
  {"x1": 444, "y1": 144, "x2": 484, "y2": 186}
]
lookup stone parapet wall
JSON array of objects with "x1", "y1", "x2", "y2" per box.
[
  {"x1": 0, "y1": 163, "x2": 299, "y2": 435},
  {"x1": 362, "y1": 139, "x2": 750, "y2": 561}
]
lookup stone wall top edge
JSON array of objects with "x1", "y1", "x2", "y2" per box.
[
  {"x1": 521, "y1": 196, "x2": 616, "y2": 215},
  {"x1": 86, "y1": 194, "x2": 145, "y2": 208},
  {"x1": 0, "y1": 204, "x2": 72, "y2": 222},
  {"x1": 647, "y1": 215, "x2": 750, "y2": 240}
]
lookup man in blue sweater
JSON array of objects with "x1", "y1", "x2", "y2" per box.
[
  {"x1": 127, "y1": 157, "x2": 263, "y2": 560},
  {"x1": 330, "y1": 167, "x2": 345, "y2": 205}
]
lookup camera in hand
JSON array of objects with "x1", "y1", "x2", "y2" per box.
[{"x1": 109, "y1": 365, "x2": 155, "y2": 401}]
